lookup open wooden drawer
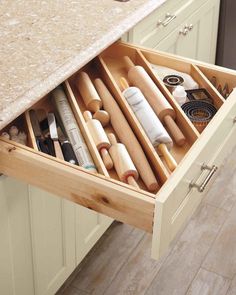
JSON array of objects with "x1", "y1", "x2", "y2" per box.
[{"x1": 1, "y1": 42, "x2": 236, "y2": 260}]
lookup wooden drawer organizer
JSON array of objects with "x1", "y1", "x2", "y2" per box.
[{"x1": 1, "y1": 42, "x2": 236, "y2": 260}]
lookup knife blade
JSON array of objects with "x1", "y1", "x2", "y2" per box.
[
  {"x1": 29, "y1": 109, "x2": 49, "y2": 154},
  {"x1": 37, "y1": 109, "x2": 55, "y2": 157},
  {"x1": 47, "y1": 113, "x2": 64, "y2": 160}
]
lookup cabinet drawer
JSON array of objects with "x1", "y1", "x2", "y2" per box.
[
  {"x1": 132, "y1": 0, "x2": 206, "y2": 48},
  {"x1": 155, "y1": 0, "x2": 220, "y2": 63},
  {"x1": 1, "y1": 42, "x2": 236, "y2": 260}
]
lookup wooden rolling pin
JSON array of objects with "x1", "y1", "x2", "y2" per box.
[
  {"x1": 77, "y1": 72, "x2": 110, "y2": 127},
  {"x1": 83, "y1": 111, "x2": 113, "y2": 170},
  {"x1": 120, "y1": 77, "x2": 177, "y2": 172},
  {"x1": 108, "y1": 133, "x2": 139, "y2": 188},
  {"x1": 94, "y1": 78, "x2": 159, "y2": 192},
  {"x1": 123, "y1": 56, "x2": 186, "y2": 146}
]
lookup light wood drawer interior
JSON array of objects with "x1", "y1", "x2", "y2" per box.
[{"x1": 1, "y1": 41, "x2": 236, "y2": 259}]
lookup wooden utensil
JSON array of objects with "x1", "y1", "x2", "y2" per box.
[
  {"x1": 120, "y1": 77, "x2": 177, "y2": 172},
  {"x1": 94, "y1": 78, "x2": 159, "y2": 192},
  {"x1": 77, "y1": 71, "x2": 110, "y2": 126},
  {"x1": 83, "y1": 110, "x2": 113, "y2": 170},
  {"x1": 123, "y1": 56, "x2": 186, "y2": 146},
  {"x1": 108, "y1": 133, "x2": 139, "y2": 188}
]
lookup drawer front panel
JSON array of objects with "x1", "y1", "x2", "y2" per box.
[
  {"x1": 152, "y1": 90, "x2": 236, "y2": 259},
  {"x1": 0, "y1": 140, "x2": 154, "y2": 232}
]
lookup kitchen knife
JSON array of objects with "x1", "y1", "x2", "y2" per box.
[
  {"x1": 57, "y1": 127, "x2": 78, "y2": 165},
  {"x1": 29, "y1": 109, "x2": 49, "y2": 154},
  {"x1": 37, "y1": 109, "x2": 55, "y2": 157},
  {"x1": 47, "y1": 113, "x2": 64, "y2": 160},
  {"x1": 40, "y1": 114, "x2": 77, "y2": 164}
]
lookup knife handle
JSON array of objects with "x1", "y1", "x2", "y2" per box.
[
  {"x1": 54, "y1": 140, "x2": 64, "y2": 160},
  {"x1": 36, "y1": 138, "x2": 49, "y2": 154},
  {"x1": 45, "y1": 137, "x2": 56, "y2": 157},
  {"x1": 61, "y1": 141, "x2": 78, "y2": 165}
]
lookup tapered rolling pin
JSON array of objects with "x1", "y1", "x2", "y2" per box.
[
  {"x1": 77, "y1": 72, "x2": 110, "y2": 127},
  {"x1": 120, "y1": 77, "x2": 177, "y2": 172},
  {"x1": 94, "y1": 78, "x2": 159, "y2": 192},
  {"x1": 108, "y1": 133, "x2": 139, "y2": 188},
  {"x1": 123, "y1": 56, "x2": 186, "y2": 146},
  {"x1": 83, "y1": 111, "x2": 113, "y2": 170}
]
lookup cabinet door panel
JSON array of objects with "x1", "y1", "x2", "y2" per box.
[
  {"x1": 0, "y1": 177, "x2": 34, "y2": 295},
  {"x1": 76, "y1": 206, "x2": 112, "y2": 264},
  {"x1": 29, "y1": 187, "x2": 76, "y2": 295}
]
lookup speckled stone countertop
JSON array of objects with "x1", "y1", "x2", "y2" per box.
[{"x1": 0, "y1": 0, "x2": 167, "y2": 130}]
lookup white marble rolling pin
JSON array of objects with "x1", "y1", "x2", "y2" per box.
[
  {"x1": 120, "y1": 78, "x2": 177, "y2": 172},
  {"x1": 124, "y1": 56, "x2": 186, "y2": 147}
]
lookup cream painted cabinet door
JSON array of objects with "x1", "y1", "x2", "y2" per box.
[
  {"x1": 0, "y1": 176, "x2": 76, "y2": 295},
  {"x1": 155, "y1": 0, "x2": 220, "y2": 63},
  {"x1": 0, "y1": 176, "x2": 112, "y2": 295},
  {"x1": 0, "y1": 176, "x2": 34, "y2": 295},
  {"x1": 75, "y1": 206, "x2": 113, "y2": 264},
  {"x1": 28, "y1": 186, "x2": 76, "y2": 295}
]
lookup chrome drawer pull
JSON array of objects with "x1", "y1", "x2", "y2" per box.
[
  {"x1": 189, "y1": 164, "x2": 218, "y2": 192},
  {"x1": 162, "y1": 13, "x2": 176, "y2": 26},
  {"x1": 157, "y1": 13, "x2": 176, "y2": 27}
]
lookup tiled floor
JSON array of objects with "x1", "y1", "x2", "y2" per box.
[{"x1": 57, "y1": 148, "x2": 236, "y2": 295}]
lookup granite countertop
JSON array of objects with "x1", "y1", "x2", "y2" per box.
[{"x1": 0, "y1": 0, "x2": 166, "y2": 130}]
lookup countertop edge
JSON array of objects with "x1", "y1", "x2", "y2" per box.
[{"x1": 0, "y1": 0, "x2": 166, "y2": 130}]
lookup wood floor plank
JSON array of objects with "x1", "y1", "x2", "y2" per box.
[
  {"x1": 203, "y1": 201, "x2": 236, "y2": 279},
  {"x1": 103, "y1": 233, "x2": 170, "y2": 295},
  {"x1": 57, "y1": 285, "x2": 90, "y2": 295},
  {"x1": 204, "y1": 149, "x2": 236, "y2": 212},
  {"x1": 145, "y1": 203, "x2": 227, "y2": 295},
  {"x1": 186, "y1": 268, "x2": 231, "y2": 295},
  {"x1": 71, "y1": 222, "x2": 145, "y2": 294}
]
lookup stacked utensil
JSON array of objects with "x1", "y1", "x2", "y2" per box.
[{"x1": 29, "y1": 109, "x2": 78, "y2": 165}]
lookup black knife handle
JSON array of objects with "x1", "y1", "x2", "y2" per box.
[
  {"x1": 36, "y1": 138, "x2": 49, "y2": 154},
  {"x1": 61, "y1": 141, "x2": 78, "y2": 165},
  {"x1": 45, "y1": 137, "x2": 56, "y2": 157}
]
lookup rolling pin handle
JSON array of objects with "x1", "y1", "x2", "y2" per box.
[
  {"x1": 163, "y1": 115, "x2": 186, "y2": 146},
  {"x1": 127, "y1": 175, "x2": 139, "y2": 189},
  {"x1": 120, "y1": 77, "x2": 130, "y2": 91},
  {"x1": 157, "y1": 143, "x2": 177, "y2": 172},
  {"x1": 83, "y1": 110, "x2": 93, "y2": 122},
  {"x1": 100, "y1": 148, "x2": 113, "y2": 170},
  {"x1": 123, "y1": 56, "x2": 135, "y2": 72},
  {"x1": 93, "y1": 110, "x2": 110, "y2": 127},
  {"x1": 107, "y1": 133, "x2": 117, "y2": 145}
]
